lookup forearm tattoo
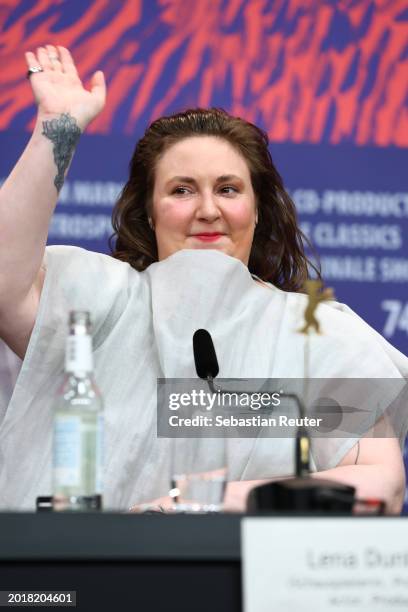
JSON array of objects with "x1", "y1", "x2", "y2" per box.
[{"x1": 42, "y1": 113, "x2": 81, "y2": 192}]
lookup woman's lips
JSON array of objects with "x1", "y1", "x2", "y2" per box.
[{"x1": 192, "y1": 233, "x2": 224, "y2": 242}]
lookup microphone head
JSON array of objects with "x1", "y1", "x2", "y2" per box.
[{"x1": 193, "y1": 329, "x2": 219, "y2": 379}]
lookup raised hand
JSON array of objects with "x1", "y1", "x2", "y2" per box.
[{"x1": 25, "y1": 44, "x2": 106, "y2": 131}]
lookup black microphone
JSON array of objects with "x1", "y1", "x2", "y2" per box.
[{"x1": 193, "y1": 329, "x2": 219, "y2": 379}]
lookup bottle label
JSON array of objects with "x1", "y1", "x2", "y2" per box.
[
  {"x1": 65, "y1": 336, "x2": 93, "y2": 373},
  {"x1": 53, "y1": 415, "x2": 82, "y2": 487}
]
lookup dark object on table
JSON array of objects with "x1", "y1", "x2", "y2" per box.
[
  {"x1": 247, "y1": 478, "x2": 356, "y2": 514},
  {"x1": 36, "y1": 495, "x2": 102, "y2": 512}
]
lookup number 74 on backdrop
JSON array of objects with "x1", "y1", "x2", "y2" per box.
[{"x1": 381, "y1": 301, "x2": 408, "y2": 339}]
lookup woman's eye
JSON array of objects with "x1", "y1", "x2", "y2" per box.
[
  {"x1": 172, "y1": 186, "x2": 191, "y2": 195},
  {"x1": 220, "y1": 185, "x2": 238, "y2": 194}
]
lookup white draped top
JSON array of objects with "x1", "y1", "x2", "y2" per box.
[{"x1": 0, "y1": 247, "x2": 407, "y2": 510}]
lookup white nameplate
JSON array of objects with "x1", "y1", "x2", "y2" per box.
[{"x1": 242, "y1": 517, "x2": 408, "y2": 612}]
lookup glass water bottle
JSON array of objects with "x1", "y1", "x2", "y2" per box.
[{"x1": 52, "y1": 311, "x2": 103, "y2": 511}]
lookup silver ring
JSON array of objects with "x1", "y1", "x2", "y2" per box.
[
  {"x1": 49, "y1": 55, "x2": 59, "y2": 62},
  {"x1": 26, "y1": 66, "x2": 44, "y2": 79}
]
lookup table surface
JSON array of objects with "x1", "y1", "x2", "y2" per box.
[
  {"x1": 1, "y1": 512, "x2": 405, "y2": 612},
  {"x1": 1, "y1": 512, "x2": 401, "y2": 561},
  {"x1": 0, "y1": 512, "x2": 243, "y2": 561}
]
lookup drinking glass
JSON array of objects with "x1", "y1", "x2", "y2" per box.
[{"x1": 170, "y1": 436, "x2": 227, "y2": 512}]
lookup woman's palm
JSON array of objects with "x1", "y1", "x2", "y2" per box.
[{"x1": 25, "y1": 45, "x2": 106, "y2": 130}]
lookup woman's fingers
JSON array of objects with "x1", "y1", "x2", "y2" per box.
[
  {"x1": 128, "y1": 496, "x2": 174, "y2": 513},
  {"x1": 90, "y1": 70, "x2": 106, "y2": 108},
  {"x1": 57, "y1": 46, "x2": 78, "y2": 77},
  {"x1": 25, "y1": 51, "x2": 41, "y2": 70},
  {"x1": 45, "y1": 44, "x2": 62, "y2": 72},
  {"x1": 37, "y1": 46, "x2": 52, "y2": 71}
]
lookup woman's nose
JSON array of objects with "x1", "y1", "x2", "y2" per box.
[{"x1": 195, "y1": 192, "x2": 221, "y2": 221}]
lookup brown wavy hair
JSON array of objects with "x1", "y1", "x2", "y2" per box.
[{"x1": 110, "y1": 107, "x2": 319, "y2": 290}]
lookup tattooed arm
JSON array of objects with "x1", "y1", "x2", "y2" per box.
[
  {"x1": 41, "y1": 113, "x2": 81, "y2": 192},
  {"x1": 0, "y1": 45, "x2": 105, "y2": 358}
]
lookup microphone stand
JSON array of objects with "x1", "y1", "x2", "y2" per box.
[
  {"x1": 205, "y1": 375, "x2": 356, "y2": 514},
  {"x1": 195, "y1": 327, "x2": 358, "y2": 514},
  {"x1": 207, "y1": 377, "x2": 310, "y2": 477}
]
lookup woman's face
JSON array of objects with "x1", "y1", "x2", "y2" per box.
[{"x1": 151, "y1": 136, "x2": 257, "y2": 265}]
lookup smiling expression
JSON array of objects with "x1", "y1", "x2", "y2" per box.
[{"x1": 151, "y1": 136, "x2": 258, "y2": 265}]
